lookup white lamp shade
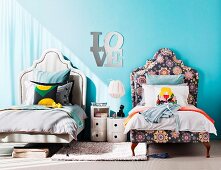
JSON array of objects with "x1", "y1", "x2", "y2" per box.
[{"x1": 108, "y1": 80, "x2": 125, "y2": 98}]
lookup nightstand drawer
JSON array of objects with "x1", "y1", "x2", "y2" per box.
[
  {"x1": 107, "y1": 118, "x2": 125, "y2": 132},
  {"x1": 107, "y1": 132, "x2": 127, "y2": 142},
  {"x1": 91, "y1": 131, "x2": 106, "y2": 141},
  {"x1": 111, "y1": 121, "x2": 124, "y2": 132},
  {"x1": 91, "y1": 118, "x2": 107, "y2": 131}
]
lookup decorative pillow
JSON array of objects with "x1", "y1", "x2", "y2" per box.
[
  {"x1": 33, "y1": 84, "x2": 58, "y2": 106},
  {"x1": 33, "y1": 69, "x2": 70, "y2": 84},
  {"x1": 56, "y1": 82, "x2": 73, "y2": 105},
  {"x1": 142, "y1": 84, "x2": 189, "y2": 107},
  {"x1": 23, "y1": 81, "x2": 74, "y2": 105},
  {"x1": 30, "y1": 80, "x2": 63, "y2": 86},
  {"x1": 156, "y1": 87, "x2": 177, "y2": 105},
  {"x1": 145, "y1": 74, "x2": 184, "y2": 85}
]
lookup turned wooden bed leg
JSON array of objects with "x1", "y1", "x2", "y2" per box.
[
  {"x1": 131, "y1": 142, "x2": 138, "y2": 156},
  {"x1": 202, "y1": 142, "x2": 210, "y2": 158}
]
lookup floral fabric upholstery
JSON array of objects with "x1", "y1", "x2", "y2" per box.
[
  {"x1": 130, "y1": 130, "x2": 210, "y2": 143},
  {"x1": 129, "y1": 49, "x2": 208, "y2": 144},
  {"x1": 130, "y1": 48, "x2": 199, "y2": 107}
]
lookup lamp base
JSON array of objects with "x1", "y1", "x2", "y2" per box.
[{"x1": 117, "y1": 105, "x2": 125, "y2": 117}]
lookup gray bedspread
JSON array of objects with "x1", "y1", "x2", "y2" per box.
[{"x1": 0, "y1": 105, "x2": 87, "y2": 140}]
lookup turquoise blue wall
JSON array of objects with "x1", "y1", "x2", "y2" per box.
[{"x1": 2, "y1": 0, "x2": 221, "y2": 138}]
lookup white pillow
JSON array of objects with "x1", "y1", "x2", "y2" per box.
[
  {"x1": 142, "y1": 84, "x2": 189, "y2": 107},
  {"x1": 23, "y1": 81, "x2": 35, "y2": 105}
]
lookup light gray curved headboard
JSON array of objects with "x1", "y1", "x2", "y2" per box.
[{"x1": 19, "y1": 49, "x2": 87, "y2": 110}]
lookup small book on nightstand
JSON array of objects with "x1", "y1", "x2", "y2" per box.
[{"x1": 12, "y1": 147, "x2": 49, "y2": 158}]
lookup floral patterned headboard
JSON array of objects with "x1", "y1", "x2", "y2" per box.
[{"x1": 130, "y1": 48, "x2": 199, "y2": 107}]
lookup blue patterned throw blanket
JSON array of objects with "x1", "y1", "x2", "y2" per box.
[{"x1": 141, "y1": 103, "x2": 181, "y2": 131}]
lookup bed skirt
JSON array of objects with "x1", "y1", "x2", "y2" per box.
[{"x1": 130, "y1": 130, "x2": 210, "y2": 143}]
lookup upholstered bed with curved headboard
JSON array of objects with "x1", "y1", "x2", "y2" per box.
[
  {"x1": 20, "y1": 48, "x2": 86, "y2": 109},
  {"x1": 125, "y1": 48, "x2": 216, "y2": 158},
  {"x1": 0, "y1": 49, "x2": 87, "y2": 143}
]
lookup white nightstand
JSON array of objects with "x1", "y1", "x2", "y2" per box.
[
  {"x1": 90, "y1": 105, "x2": 110, "y2": 141},
  {"x1": 107, "y1": 117, "x2": 127, "y2": 142}
]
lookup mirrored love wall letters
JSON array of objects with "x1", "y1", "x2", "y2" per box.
[{"x1": 90, "y1": 32, "x2": 124, "y2": 67}]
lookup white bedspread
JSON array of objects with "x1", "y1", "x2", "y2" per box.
[
  {"x1": 124, "y1": 106, "x2": 217, "y2": 135},
  {"x1": 0, "y1": 105, "x2": 87, "y2": 140}
]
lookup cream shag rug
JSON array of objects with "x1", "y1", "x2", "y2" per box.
[{"x1": 52, "y1": 142, "x2": 147, "y2": 161}]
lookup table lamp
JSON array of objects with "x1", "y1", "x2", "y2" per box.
[{"x1": 108, "y1": 80, "x2": 125, "y2": 117}]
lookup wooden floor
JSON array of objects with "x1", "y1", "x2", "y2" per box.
[{"x1": 0, "y1": 141, "x2": 221, "y2": 170}]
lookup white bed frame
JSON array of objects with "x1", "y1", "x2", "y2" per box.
[{"x1": 0, "y1": 49, "x2": 87, "y2": 143}]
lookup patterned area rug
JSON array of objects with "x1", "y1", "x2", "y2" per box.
[{"x1": 52, "y1": 142, "x2": 147, "y2": 161}]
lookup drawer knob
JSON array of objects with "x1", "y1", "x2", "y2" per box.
[
  {"x1": 96, "y1": 134, "x2": 99, "y2": 137},
  {"x1": 96, "y1": 123, "x2": 99, "y2": 126},
  {"x1": 114, "y1": 135, "x2": 117, "y2": 138},
  {"x1": 114, "y1": 124, "x2": 117, "y2": 127}
]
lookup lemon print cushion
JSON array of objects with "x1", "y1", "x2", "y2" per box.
[{"x1": 33, "y1": 84, "x2": 58, "y2": 106}]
